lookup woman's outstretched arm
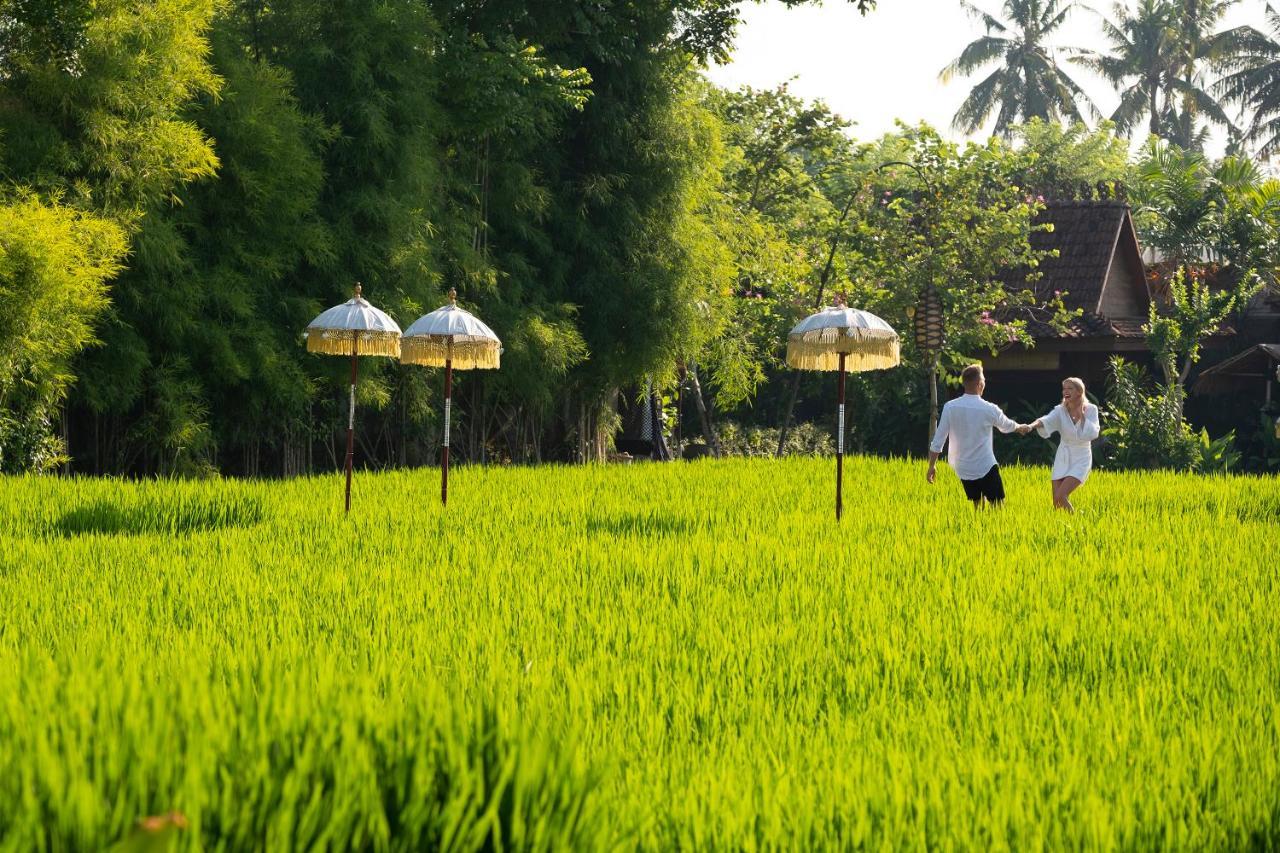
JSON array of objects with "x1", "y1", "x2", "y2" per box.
[
  {"x1": 1035, "y1": 407, "x2": 1059, "y2": 439},
  {"x1": 1080, "y1": 405, "x2": 1100, "y2": 441}
]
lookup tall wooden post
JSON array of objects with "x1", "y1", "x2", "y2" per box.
[
  {"x1": 928, "y1": 352, "x2": 940, "y2": 447},
  {"x1": 442, "y1": 357, "x2": 452, "y2": 505},
  {"x1": 344, "y1": 329, "x2": 358, "y2": 514},
  {"x1": 836, "y1": 352, "x2": 847, "y2": 521}
]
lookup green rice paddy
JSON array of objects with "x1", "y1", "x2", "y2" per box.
[{"x1": 1, "y1": 458, "x2": 1277, "y2": 849}]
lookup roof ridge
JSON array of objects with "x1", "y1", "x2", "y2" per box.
[{"x1": 1043, "y1": 199, "x2": 1130, "y2": 208}]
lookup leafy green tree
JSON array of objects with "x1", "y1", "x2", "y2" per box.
[
  {"x1": 0, "y1": 0, "x2": 221, "y2": 471},
  {"x1": 1008, "y1": 117, "x2": 1130, "y2": 198},
  {"x1": 1145, "y1": 266, "x2": 1258, "y2": 394},
  {"x1": 0, "y1": 195, "x2": 125, "y2": 472},
  {"x1": 73, "y1": 17, "x2": 335, "y2": 475},
  {"x1": 0, "y1": 0, "x2": 221, "y2": 221},
  {"x1": 694, "y1": 84, "x2": 856, "y2": 453},
  {"x1": 855, "y1": 128, "x2": 1075, "y2": 445},
  {"x1": 852, "y1": 126, "x2": 1067, "y2": 370},
  {"x1": 1103, "y1": 265, "x2": 1255, "y2": 472},
  {"x1": 1129, "y1": 138, "x2": 1258, "y2": 266},
  {"x1": 941, "y1": 0, "x2": 1098, "y2": 136},
  {"x1": 1103, "y1": 355, "x2": 1199, "y2": 469}
]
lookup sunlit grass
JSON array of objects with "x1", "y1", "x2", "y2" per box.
[{"x1": 0, "y1": 458, "x2": 1276, "y2": 849}]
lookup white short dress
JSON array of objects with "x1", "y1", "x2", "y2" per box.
[{"x1": 1036, "y1": 403, "x2": 1100, "y2": 482}]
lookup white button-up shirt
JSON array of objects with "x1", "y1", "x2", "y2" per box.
[{"x1": 929, "y1": 393, "x2": 1019, "y2": 480}]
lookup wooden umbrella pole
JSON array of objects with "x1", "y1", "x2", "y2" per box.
[
  {"x1": 442, "y1": 357, "x2": 452, "y2": 505},
  {"x1": 836, "y1": 352, "x2": 846, "y2": 521},
  {"x1": 344, "y1": 330, "x2": 358, "y2": 514}
]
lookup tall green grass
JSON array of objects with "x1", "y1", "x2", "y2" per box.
[{"x1": 0, "y1": 459, "x2": 1276, "y2": 849}]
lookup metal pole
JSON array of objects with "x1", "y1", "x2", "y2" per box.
[
  {"x1": 442, "y1": 357, "x2": 452, "y2": 505},
  {"x1": 837, "y1": 352, "x2": 846, "y2": 521},
  {"x1": 344, "y1": 330, "x2": 358, "y2": 514}
]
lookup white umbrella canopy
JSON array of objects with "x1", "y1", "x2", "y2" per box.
[
  {"x1": 304, "y1": 284, "x2": 402, "y2": 514},
  {"x1": 786, "y1": 305, "x2": 900, "y2": 371},
  {"x1": 401, "y1": 295, "x2": 501, "y2": 369},
  {"x1": 306, "y1": 285, "x2": 402, "y2": 357},
  {"x1": 785, "y1": 299, "x2": 901, "y2": 521},
  {"x1": 400, "y1": 290, "x2": 502, "y2": 505}
]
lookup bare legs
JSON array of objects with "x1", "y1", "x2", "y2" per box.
[{"x1": 1051, "y1": 476, "x2": 1082, "y2": 512}]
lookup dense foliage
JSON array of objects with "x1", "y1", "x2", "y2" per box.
[{"x1": 2, "y1": 1, "x2": 1277, "y2": 476}]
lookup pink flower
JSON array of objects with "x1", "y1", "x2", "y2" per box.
[
  {"x1": 1037, "y1": 195, "x2": 1045, "y2": 203},
  {"x1": 883, "y1": 190, "x2": 892, "y2": 196}
]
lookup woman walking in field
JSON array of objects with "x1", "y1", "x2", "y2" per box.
[{"x1": 1022, "y1": 377, "x2": 1100, "y2": 512}]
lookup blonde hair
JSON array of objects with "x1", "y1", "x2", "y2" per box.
[{"x1": 1063, "y1": 377, "x2": 1086, "y2": 401}]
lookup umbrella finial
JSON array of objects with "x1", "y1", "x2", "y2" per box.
[
  {"x1": 835, "y1": 291, "x2": 848, "y2": 308},
  {"x1": 354, "y1": 282, "x2": 363, "y2": 300},
  {"x1": 448, "y1": 288, "x2": 457, "y2": 306}
]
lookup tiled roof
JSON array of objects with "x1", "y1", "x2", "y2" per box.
[{"x1": 999, "y1": 201, "x2": 1147, "y2": 339}]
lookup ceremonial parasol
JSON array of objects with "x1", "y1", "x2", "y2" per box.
[
  {"x1": 305, "y1": 283, "x2": 402, "y2": 513},
  {"x1": 400, "y1": 289, "x2": 501, "y2": 504},
  {"x1": 787, "y1": 298, "x2": 900, "y2": 520}
]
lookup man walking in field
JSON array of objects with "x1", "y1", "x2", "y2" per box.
[{"x1": 926, "y1": 364, "x2": 1022, "y2": 507}]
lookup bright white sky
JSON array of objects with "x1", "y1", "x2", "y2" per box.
[{"x1": 704, "y1": 0, "x2": 1269, "y2": 159}]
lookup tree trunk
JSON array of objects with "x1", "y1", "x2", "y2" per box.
[
  {"x1": 928, "y1": 354, "x2": 940, "y2": 447},
  {"x1": 775, "y1": 187, "x2": 862, "y2": 456},
  {"x1": 684, "y1": 362, "x2": 721, "y2": 457},
  {"x1": 1150, "y1": 81, "x2": 1159, "y2": 138}
]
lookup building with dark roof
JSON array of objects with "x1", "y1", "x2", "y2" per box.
[
  {"x1": 982, "y1": 199, "x2": 1280, "y2": 411},
  {"x1": 985, "y1": 200, "x2": 1158, "y2": 391}
]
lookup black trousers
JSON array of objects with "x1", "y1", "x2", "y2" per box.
[{"x1": 961, "y1": 464, "x2": 1005, "y2": 504}]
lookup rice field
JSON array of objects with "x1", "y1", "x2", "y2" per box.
[{"x1": 0, "y1": 457, "x2": 1277, "y2": 850}]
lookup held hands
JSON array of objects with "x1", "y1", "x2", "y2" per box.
[{"x1": 1015, "y1": 423, "x2": 1033, "y2": 435}]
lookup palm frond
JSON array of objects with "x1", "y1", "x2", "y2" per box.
[
  {"x1": 1110, "y1": 84, "x2": 1154, "y2": 134},
  {"x1": 1050, "y1": 59, "x2": 1104, "y2": 120},
  {"x1": 940, "y1": 35, "x2": 1011, "y2": 82},
  {"x1": 959, "y1": 0, "x2": 1010, "y2": 33},
  {"x1": 951, "y1": 67, "x2": 1007, "y2": 132},
  {"x1": 1167, "y1": 77, "x2": 1238, "y2": 131},
  {"x1": 1040, "y1": 0, "x2": 1078, "y2": 36},
  {"x1": 1203, "y1": 25, "x2": 1273, "y2": 69}
]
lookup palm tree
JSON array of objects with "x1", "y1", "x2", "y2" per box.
[
  {"x1": 1077, "y1": 0, "x2": 1256, "y2": 149},
  {"x1": 1216, "y1": 5, "x2": 1280, "y2": 156},
  {"x1": 1071, "y1": 0, "x2": 1179, "y2": 138},
  {"x1": 1166, "y1": 0, "x2": 1259, "y2": 147},
  {"x1": 941, "y1": 0, "x2": 1100, "y2": 135}
]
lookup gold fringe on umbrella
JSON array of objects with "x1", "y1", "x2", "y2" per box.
[
  {"x1": 306, "y1": 328, "x2": 402, "y2": 358},
  {"x1": 786, "y1": 328, "x2": 900, "y2": 371},
  {"x1": 401, "y1": 336, "x2": 501, "y2": 369}
]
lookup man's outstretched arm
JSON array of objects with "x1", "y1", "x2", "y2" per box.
[
  {"x1": 993, "y1": 407, "x2": 1020, "y2": 434},
  {"x1": 926, "y1": 408, "x2": 949, "y2": 483}
]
